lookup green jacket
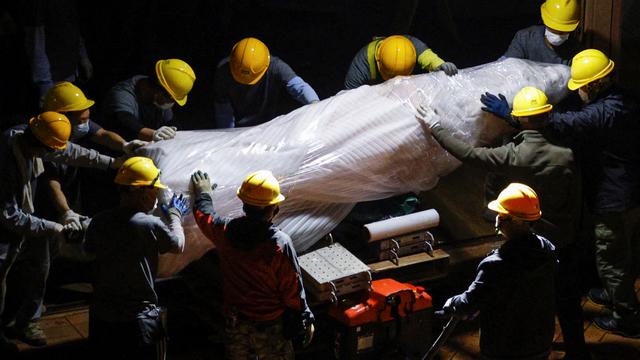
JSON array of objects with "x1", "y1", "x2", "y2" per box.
[{"x1": 431, "y1": 127, "x2": 580, "y2": 248}]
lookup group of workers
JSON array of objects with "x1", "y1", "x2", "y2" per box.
[
  {"x1": 414, "y1": 1, "x2": 640, "y2": 359},
  {"x1": 0, "y1": 0, "x2": 638, "y2": 359}
]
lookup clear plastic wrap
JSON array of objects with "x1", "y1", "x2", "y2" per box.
[{"x1": 142, "y1": 58, "x2": 571, "y2": 276}]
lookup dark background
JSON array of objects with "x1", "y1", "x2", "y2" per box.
[{"x1": 1, "y1": 0, "x2": 546, "y2": 132}]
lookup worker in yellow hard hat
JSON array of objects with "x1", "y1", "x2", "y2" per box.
[
  {"x1": 442, "y1": 183, "x2": 557, "y2": 359},
  {"x1": 0, "y1": 111, "x2": 123, "y2": 348},
  {"x1": 344, "y1": 34, "x2": 458, "y2": 90},
  {"x1": 84, "y1": 156, "x2": 187, "y2": 360},
  {"x1": 102, "y1": 58, "x2": 196, "y2": 141},
  {"x1": 550, "y1": 49, "x2": 640, "y2": 338},
  {"x1": 190, "y1": 169, "x2": 314, "y2": 357},
  {"x1": 214, "y1": 37, "x2": 319, "y2": 128},
  {"x1": 417, "y1": 85, "x2": 590, "y2": 357},
  {"x1": 501, "y1": 0, "x2": 583, "y2": 65}
]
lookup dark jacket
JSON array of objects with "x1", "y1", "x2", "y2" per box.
[
  {"x1": 449, "y1": 233, "x2": 557, "y2": 359},
  {"x1": 548, "y1": 88, "x2": 640, "y2": 213},
  {"x1": 193, "y1": 192, "x2": 313, "y2": 323},
  {"x1": 431, "y1": 126, "x2": 580, "y2": 248}
]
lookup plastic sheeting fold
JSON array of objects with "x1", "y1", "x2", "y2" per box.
[{"x1": 141, "y1": 58, "x2": 571, "y2": 276}]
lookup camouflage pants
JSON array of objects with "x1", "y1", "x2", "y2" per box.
[
  {"x1": 224, "y1": 317, "x2": 294, "y2": 360},
  {"x1": 594, "y1": 206, "x2": 640, "y2": 326}
]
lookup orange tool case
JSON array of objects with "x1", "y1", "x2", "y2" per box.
[{"x1": 328, "y1": 278, "x2": 433, "y2": 359}]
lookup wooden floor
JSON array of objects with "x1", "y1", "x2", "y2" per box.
[{"x1": 11, "y1": 280, "x2": 640, "y2": 359}]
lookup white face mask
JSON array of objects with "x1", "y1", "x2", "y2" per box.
[
  {"x1": 154, "y1": 101, "x2": 174, "y2": 110},
  {"x1": 545, "y1": 28, "x2": 570, "y2": 46},
  {"x1": 71, "y1": 121, "x2": 91, "y2": 140}
]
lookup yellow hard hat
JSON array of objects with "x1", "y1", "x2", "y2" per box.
[
  {"x1": 488, "y1": 183, "x2": 542, "y2": 221},
  {"x1": 237, "y1": 170, "x2": 285, "y2": 207},
  {"x1": 114, "y1": 156, "x2": 167, "y2": 189},
  {"x1": 43, "y1": 82, "x2": 95, "y2": 112},
  {"x1": 28, "y1": 111, "x2": 71, "y2": 150},
  {"x1": 375, "y1": 35, "x2": 416, "y2": 81},
  {"x1": 540, "y1": 0, "x2": 581, "y2": 32},
  {"x1": 230, "y1": 37, "x2": 270, "y2": 85},
  {"x1": 511, "y1": 86, "x2": 553, "y2": 117},
  {"x1": 567, "y1": 49, "x2": 615, "y2": 90},
  {"x1": 155, "y1": 59, "x2": 196, "y2": 106}
]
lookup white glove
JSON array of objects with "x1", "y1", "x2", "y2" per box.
[
  {"x1": 61, "y1": 209, "x2": 83, "y2": 232},
  {"x1": 415, "y1": 104, "x2": 442, "y2": 130},
  {"x1": 53, "y1": 222, "x2": 82, "y2": 242},
  {"x1": 443, "y1": 297, "x2": 454, "y2": 312},
  {"x1": 79, "y1": 57, "x2": 94, "y2": 81},
  {"x1": 436, "y1": 62, "x2": 458, "y2": 76},
  {"x1": 153, "y1": 126, "x2": 177, "y2": 142},
  {"x1": 122, "y1": 139, "x2": 149, "y2": 154}
]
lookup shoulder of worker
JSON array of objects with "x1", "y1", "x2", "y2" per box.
[
  {"x1": 513, "y1": 24, "x2": 545, "y2": 40},
  {"x1": 271, "y1": 227, "x2": 294, "y2": 249},
  {"x1": 215, "y1": 56, "x2": 230, "y2": 70},
  {"x1": 402, "y1": 34, "x2": 428, "y2": 48},
  {"x1": 103, "y1": 76, "x2": 145, "y2": 108}
]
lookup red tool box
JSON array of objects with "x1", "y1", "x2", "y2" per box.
[{"x1": 328, "y1": 278, "x2": 433, "y2": 359}]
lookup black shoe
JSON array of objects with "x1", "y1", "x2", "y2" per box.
[
  {"x1": 5, "y1": 322, "x2": 47, "y2": 347},
  {"x1": 593, "y1": 316, "x2": 640, "y2": 338},
  {"x1": 587, "y1": 288, "x2": 611, "y2": 306}
]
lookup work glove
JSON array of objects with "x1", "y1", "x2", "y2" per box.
[
  {"x1": 442, "y1": 297, "x2": 455, "y2": 314},
  {"x1": 480, "y1": 92, "x2": 511, "y2": 120},
  {"x1": 191, "y1": 170, "x2": 217, "y2": 195},
  {"x1": 60, "y1": 209, "x2": 84, "y2": 232},
  {"x1": 436, "y1": 62, "x2": 458, "y2": 76},
  {"x1": 53, "y1": 222, "x2": 82, "y2": 243},
  {"x1": 153, "y1": 126, "x2": 177, "y2": 142},
  {"x1": 122, "y1": 139, "x2": 149, "y2": 155},
  {"x1": 415, "y1": 104, "x2": 442, "y2": 131},
  {"x1": 162, "y1": 193, "x2": 190, "y2": 218}
]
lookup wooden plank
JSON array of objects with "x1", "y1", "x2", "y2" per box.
[
  {"x1": 66, "y1": 311, "x2": 90, "y2": 339},
  {"x1": 368, "y1": 249, "x2": 449, "y2": 272},
  {"x1": 16, "y1": 317, "x2": 83, "y2": 352}
]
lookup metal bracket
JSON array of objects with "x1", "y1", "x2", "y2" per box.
[
  {"x1": 424, "y1": 231, "x2": 435, "y2": 257},
  {"x1": 329, "y1": 281, "x2": 338, "y2": 304},
  {"x1": 388, "y1": 238, "x2": 399, "y2": 265}
]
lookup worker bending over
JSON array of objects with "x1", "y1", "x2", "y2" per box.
[
  {"x1": 214, "y1": 37, "x2": 319, "y2": 128},
  {"x1": 191, "y1": 169, "x2": 314, "y2": 359},
  {"x1": 443, "y1": 183, "x2": 557, "y2": 360},
  {"x1": 85, "y1": 157, "x2": 187, "y2": 360},
  {"x1": 0, "y1": 112, "x2": 120, "y2": 350},
  {"x1": 102, "y1": 58, "x2": 196, "y2": 141},
  {"x1": 344, "y1": 34, "x2": 457, "y2": 90}
]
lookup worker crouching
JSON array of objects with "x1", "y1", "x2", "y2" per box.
[
  {"x1": 191, "y1": 169, "x2": 314, "y2": 359},
  {"x1": 443, "y1": 183, "x2": 557, "y2": 360}
]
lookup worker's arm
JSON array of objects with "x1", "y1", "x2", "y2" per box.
[
  {"x1": 90, "y1": 128, "x2": 127, "y2": 152},
  {"x1": 277, "y1": 235, "x2": 314, "y2": 323},
  {"x1": 47, "y1": 178, "x2": 71, "y2": 214},
  {"x1": 446, "y1": 256, "x2": 500, "y2": 315},
  {"x1": 285, "y1": 77, "x2": 319, "y2": 104},
  {"x1": 502, "y1": 29, "x2": 527, "y2": 60},
  {"x1": 344, "y1": 45, "x2": 371, "y2": 90},
  {"x1": 193, "y1": 192, "x2": 228, "y2": 244},
  {"x1": 272, "y1": 57, "x2": 319, "y2": 104},
  {"x1": 155, "y1": 212, "x2": 185, "y2": 254},
  {"x1": 42, "y1": 142, "x2": 116, "y2": 170},
  {"x1": 0, "y1": 165, "x2": 61, "y2": 239},
  {"x1": 109, "y1": 110, "x2": 152, "y2": 141},
  {"x1": 214, "y1": 101, "x2": 236, "y2": 128},
  {"x1": 431, "y1": 125, "x2": 514, "y2": 171},
  {"x1": 548, "y1": 102, "x2": 605, "y2": 140},
  {"x1": 405, "y1": 35, "x2": 445, "y2": 72}
]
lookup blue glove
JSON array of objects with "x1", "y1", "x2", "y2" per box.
[
  {"x1": 162, "y1": 193, "x2": 190, "y2": 217},
  {"x1": 480, "y1": 92, "x2": 511, "y2": 119},
  {"x1": 480, "y1": 92, "x2": 521, "y2": 129}
]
